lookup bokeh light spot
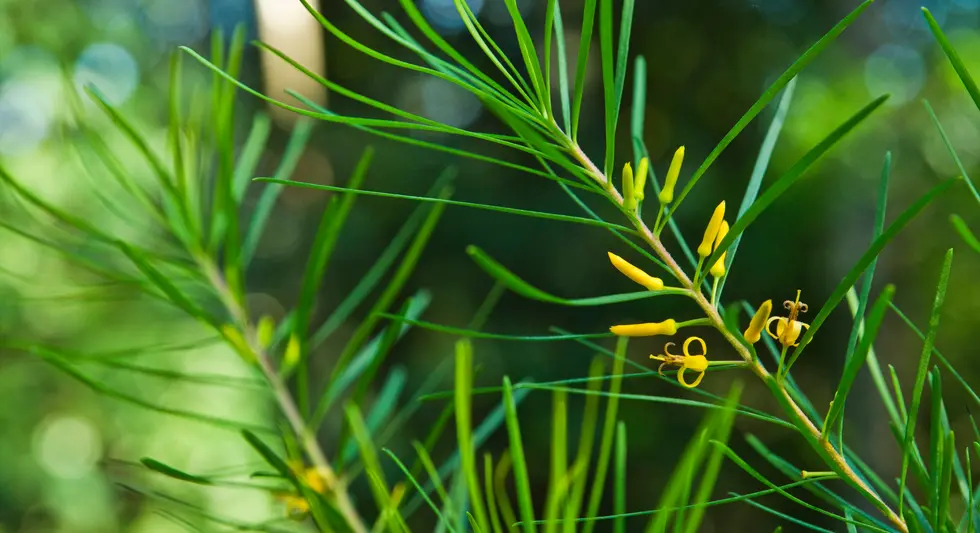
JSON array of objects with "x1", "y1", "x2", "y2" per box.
[
  {"x1": 421, "y1": 0, "x2": 484, "y2": 34},
  {"x1": 0, "y1": 79, "x2": 55, "y2": 156},
  {"x1": 32, "y1": 414, "x2": 102, "y2": 479},
  {"x1": 864, "y1": 43, "x2": 924, "y2": 106},
  {"x1": 74, "y1": 43, "x2": 139, "y2": 106},
  {"x1": 420, "y1": 77, "x2": 482, "y2": 128}
]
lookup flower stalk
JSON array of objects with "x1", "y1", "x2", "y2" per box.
[{"x1": 564, "y1": 137, "x2": 908, "y2": 533}]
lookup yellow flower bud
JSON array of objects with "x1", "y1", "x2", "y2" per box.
[
  {"x1": 256, "y1": 315, "x2": 275, "y2": 350},
  {"x1": 284, "y1": 334, "x2": 301, "y2": 367},
  {"x1": 659, "y1": 146, "x2": 684, "y2": 205},
  {"x1": 622, "y1": 162, "x2": 636, "y2": 211},
  {"x1": 743, "y1": 299, "x2": 772, "y2": 344},
  {"x1": 710, "y1": 220, "x2": 730, "y2": 278},
  {"x1": 697, "y1": 201, "x2": 726, "y2": 258},
  {"x1": 610, "y1": 319, "x2": 677, "y2": 337},
  {"x1": 607, "y1": 252, "x2": 664, "y2": 291},
  {"x1": 635, "y1": 157, "x2": 649, "y2": 202}
]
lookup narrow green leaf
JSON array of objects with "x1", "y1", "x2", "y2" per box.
[
  {"x1": 716, "y1": 77, "x2": 796, "y2": 300},
  {"x1": 571, "y1": 0, "x2": 599, "y2": 140},
  {"x1": 256, "y1": 178, "x2": 628, "y2": 232},
  {"x1": 141, "y1": 458, "x2": 212, "y2": 485},
  {"x1": 937, "y1": 431, "x2": 955, "y2": 529},
  {"x1": 344, "y1": 403, "x2": 391, "y2": 515},
  {"x1": 502, "y1": 0, "x2": 546, "y2": 111},
  {"x1": 553, "y1": 1, "x2": 571, "y2": 131},
  {"x1": 118, "y1": 243, "x2": 212, "y2": 325},
  {"x1": 242, "y1": 118, "x2": 314, "y2": 267},
  {"x1": 923, "y1": 99, "x2": 979, "y2": 203},
  {"x1": 503, "y1": 376, "x2": 537, "y2": 533},
  {"x1": 705, "y1": 94, "x2": 889, "y2": 271},
  {"x1": 929, "y1": 368, "x2": 945, "y2": 530},
  {"x1": 583, "y1": 336, "x2": 627, "y2": 533},
  {"x1": 715, "y1": 443, "x2": 890, "y2": 533},
  {"x1": 898, "y1": 249, "x2": 953, "y2": 519},
  {"x1": 922, "y1": 7, "x2": 980, "y2": 112},
  {"x1": 599, "y1": 0, "x2": 615, "y2": 178},
  {"x1": 784, "y1": 177, "x2": 957, "y2": 371},
  {"x1": 241, "y1": 430, "x2": 293, "y2": 480},
  {"x1": 485, "y1": 454, "x2": 505, "y2": 533},
  {"x1": 380, "y1": 315, "x2": 612, "y2": 342},
  {"x1": 466, "y1": 245, "x2": 684, "y2": 306},
  {"x1": 291, "y1": 147, "x2": 373, "y2": 381},
  {"x1": 670, "y1": 0, "x2": 875, "y2": 212},
  {"x1": 387, "y1": 447, "x2": 459, "y2": 533},
  {"x1": 950, "y1": 214, "x2": 980, "y2": 254},
  {"x1": 544, "y1": 388, "x2": 569, "y2": 533},
  {"x1": 449, "y1": 0, "x2": 535, "y2": 107},
  {"x1": 312, "y1": 182, "x2": 450, "y2": 429},
  {"x1": 822, "y1": 284, "x2": 895, "y2": 437},
  {"x1": 455, "y1": 339, "x2": 491, "y2": 533},
  {"x1": 613, "y1": 421, "x2": 626, "y2": 533},
  {"x1": 682, "y1": 382, "x2": 745, "y2": 533},
  {"x1": 739, "y1": 498, "x2": 834, "y2": 533},
  {"x1": 563, "y1": 357, "x2": 605, "y2": 532}
]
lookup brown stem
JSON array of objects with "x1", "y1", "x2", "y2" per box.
[
  {"x1": 567, "y1": 142, "x2": 908, "y2": 533},
  {"x1": 203, "y1": 260, "x2": 368, "y2": 533}
]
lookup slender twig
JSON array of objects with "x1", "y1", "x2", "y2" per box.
[
  {"x1": 563, "y1": 136, "x2": 908, "y2": 533},
  {"x1": 202, "y1": 258, "x2": 368, "y2": 533}
]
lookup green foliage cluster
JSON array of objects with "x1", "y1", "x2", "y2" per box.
[{"x1": 6, "y1": 1, "x2": 980, "y2": 532}]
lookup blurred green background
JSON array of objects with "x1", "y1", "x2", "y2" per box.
[{"x1": 3, "y1": 0, "x2": 980, "y2": 531}]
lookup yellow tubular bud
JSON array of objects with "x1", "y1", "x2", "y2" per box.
[
  {"x1": 743, "y1": 299, "x2": 772, "y2": 344},
  {"x1": 256, "y1": 315, "x2": 275, "y2": 350},
  {"x1": 610, "y1": 319, "x2": 677, "y2": 337},
  {"x1": 635, "y1": 157, "x2": 649, "y2": 201},
  {"x1": 659, "y1": 146, "x2": 684, "y2": 204},
  {"x1": 284, "y1": 334, "x2": 301, "y2": 367},
  {"x1": 607, "y1": 252, "x2": 664, "y2": 291},
  {"x1": 622, "y1": 162, "x2": 636, "y2": 211},
  {"x1": 710, "y1": 220, "x2": 730, "y2": 278},
  {"x1": 697, "y1": 201, "x2": 726, "y2": 258}
]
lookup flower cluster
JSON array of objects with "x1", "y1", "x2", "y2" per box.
[{"x1": 607, "y1": 156, "x2": 813, "y2": 389}]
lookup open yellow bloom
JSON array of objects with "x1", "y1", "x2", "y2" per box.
[
  {"x1": 697, "y1": 201, "x2": 726, "y2": 258},
  {"x1": 651, "y1": 336, "x2": 709, "y2": 388},
  {"x1": 607, "y1": 252, "x2": 663, "y2": 291},
  {"x1": 744, "y1": 299, "x2": 772, "y2": 344},
  {"x1": 766, "y1": 290, "x2": 810, "y2": 347},
  {"x1": 610, "y1": 319, "x2": 677, "y2": 337}
]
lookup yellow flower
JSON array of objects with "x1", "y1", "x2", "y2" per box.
[
  {"x1": 256, "y1": 315, "x2": 276, "y2": 350},
  {"x1": 277, "y1": 464, "x2": 331, "y2": 518},
  {"x1": 651, "y1": 336, "x2": 709, "y2": 388},
  {"x1": 659, "y1": 146, "x2": 684, "y2": 205},
  {"x1": 610, "y1": 319, "x2": 677, "y2": 337},
  {"x1": 766, "y1": 290, "x2": 810, "y2": 347},
  {"x1": 635, "y1": 157, "x2": 649, "y2": 202},
  {"x1": 697, "y1": 201, "x2": 726, "y2": 258},
  {"x1": 744, "y1": 299, "x2": 772, "y2": 344},
  {"x1": 607, "y1": 251, "x2": 664, "y2": 291},
  {"x1": 709, "y1": 220, "x2": 730, "y2": 278}
]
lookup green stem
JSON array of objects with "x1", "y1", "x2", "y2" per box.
[{"x1": 564, "y1": 137, "x2": 908, "y2": 533}]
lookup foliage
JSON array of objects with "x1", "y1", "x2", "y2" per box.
[{"x1": 5, "y1": 1, "x2": 980, "y2": 532}]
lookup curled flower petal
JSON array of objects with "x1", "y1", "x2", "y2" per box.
[
  {"x1": 678, "y1": 366, "x2": 706, "y2": 388},
  {"x1": 744, "y1": 300, "x2": 772, "y2": 344},
  {"x1": 607, "y1": 252, "x2": 664, "y2": 291},
  {"x1": 697, "y1": 201, "x2": 726, "y2": 258},
  {"x1": 610, "y1": 319, "x2": 677, "y2": 337}
]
